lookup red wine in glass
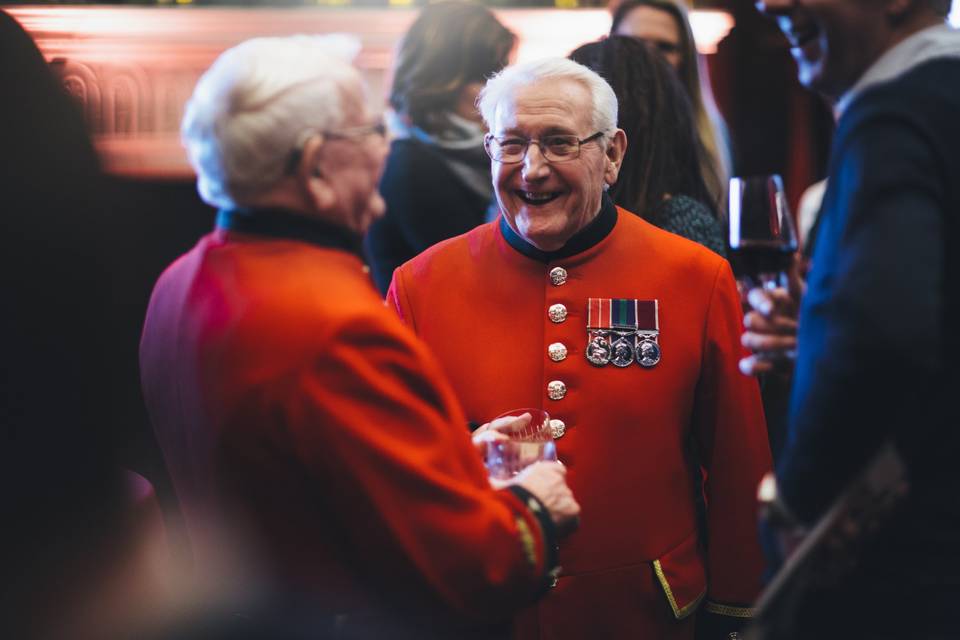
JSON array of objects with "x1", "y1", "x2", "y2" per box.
[{"x1": 728, "y1": 175, "x2": 798, "y2": 290}]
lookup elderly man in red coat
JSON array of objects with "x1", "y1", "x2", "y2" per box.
[
  {"x1": 139, "y1": 35, "x2": 579, "y2": 638},
  {"x1": 388, "y1": 57, "x2": 771, "y2": 640}
]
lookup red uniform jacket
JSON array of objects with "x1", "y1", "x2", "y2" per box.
[
  {"x1": 139, "y1": 210, "x2": 556, "y2": 637},
  {"x1": 388, "y1": 206, "x2": 772, "y2": 639}
]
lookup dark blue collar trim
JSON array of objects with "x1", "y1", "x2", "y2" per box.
[
  {"x1": 498, "y1": 194, "x2": 618, "y2": 263},
  {"x1": 216, "y1": 208, "x2": 362, "y2": 256}
]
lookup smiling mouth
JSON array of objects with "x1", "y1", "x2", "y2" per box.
[{"x1": 517, "y1": 190, "x2": 562, "y2": 206}]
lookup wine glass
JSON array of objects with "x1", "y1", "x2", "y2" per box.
[
  {"x1": 728, "y1": 174, "x2": 798, "y2": 293},
  {"x1": 482, "y1": 408, "x2": 557, "y2": 481}
]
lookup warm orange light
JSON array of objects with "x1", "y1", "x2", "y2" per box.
[
  {"x1": 497, "y1": 8, "x2": 735, "y2": 61},
  {"x1": 5, "y1": 5, "x2": 736, "y2": 178},
  {"x1": 688, "y1": 9, "x2": 735, "y2": 55}
]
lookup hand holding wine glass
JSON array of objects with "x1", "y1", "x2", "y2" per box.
[
  {"x1": 729, "y1": 175, "x2": 802, "y2": 376},
  {"x1": 739, "y1": 265, "x2": 804, "y2": 377}
]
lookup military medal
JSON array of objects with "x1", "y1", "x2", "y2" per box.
[
  {"x1": 585, "y1": 333, "x2": 612, "y2": 366},
  {"x1": 587, "y1": 298, "x2": 639, "y2": 367},
  {"x1": 587, "y1": 298, "x2": 661, "y2": 368},
  {"x1": 634, "y1": 300, "x2": 661, "y2": 368},
  {"x1": 585, "y1": 298, "x2": 612, "y2": 366},
  {"x1": 610, "y1": 334, "x2": 635, "y2": 367},
  {"x1": 636, "y1": 337, "x2": 661, "y2": 367}
]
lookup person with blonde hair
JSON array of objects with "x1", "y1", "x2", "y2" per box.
[{"x1": 611, "y1": 0, "x2": 732, "y2": 212}]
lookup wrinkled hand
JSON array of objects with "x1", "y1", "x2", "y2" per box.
[
  {"x1": 473, "y1": 413, "x2": 531, "y2": 443},
  {"x1": 514, "y1": 461, "x2": 580, "y2": 537},
  {"x1": 739, "y1": 257, "x2": 805, "y2": 378}
]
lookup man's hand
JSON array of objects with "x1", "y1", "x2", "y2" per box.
[
  {"x1": 514, "y1": 461, "x2": 580, "y2": 537},
  {"x1": 739, "y1": 257, "x2": 805, "y2": 377},
  {"x1": 472, "y1": 413, "x2": 529, "y2": 463},
  {"x1": 473, "y1": 412, "x2": 531, "y2": 443}
]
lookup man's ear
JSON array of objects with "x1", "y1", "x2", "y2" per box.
[
  {"x1": 604, "y1": 128, "x2": 627, "y2": 187},
  {"x1": 298, "y1": 135, "x2": 337, "y2": 212}
]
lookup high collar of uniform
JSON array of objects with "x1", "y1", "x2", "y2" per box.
[
  {"x1": 498, "y1": 193, "x2": 618, "y2": 263},
  {"x1": 216, "y1": 207, "x2": 362, "y2": 256}
]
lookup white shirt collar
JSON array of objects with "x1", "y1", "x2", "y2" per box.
[{"x1": 836, "y1": 23, "x2": 960, "y2": 116}]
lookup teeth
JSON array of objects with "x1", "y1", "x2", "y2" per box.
[{"x1": 523, "y1": 191, "x2": 554, "y2": 201}]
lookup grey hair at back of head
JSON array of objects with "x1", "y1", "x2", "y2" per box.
[
  {"x1": 477, "y1": 57, "x2": 618, "y2": 138},
  {"x1": 182, "y1": 34, "x2": 362, "y2": 209}
]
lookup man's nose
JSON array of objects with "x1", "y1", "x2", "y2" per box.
[
  {"x1": 755, "y1": 0, "x2": 793, "y2": 16},
  {"x1": 521, "y1": 142, "x2": 550, "y2": 180}
]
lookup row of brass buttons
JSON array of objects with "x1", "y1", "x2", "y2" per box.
[{"x1": 548, "y1": 267, "x2": 569, "y2": 444}]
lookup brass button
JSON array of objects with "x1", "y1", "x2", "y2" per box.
[
  {"x1": 548, "y1": 303, "x2": 568, "y2": 323},
  {"x1": 549, "y1": 267, "x2": 568, "y2": 286},
  {"x1": 547, "y1": 380, "x2": 567, "y2": 401},
  {"x1": 547, "y1": 342, "x2": 568, "y2": 362},
  {"x1": 549, "y1": 419, "x2": 566, "y2": 438}
]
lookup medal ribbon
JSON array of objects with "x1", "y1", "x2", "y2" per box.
[
  {"x1": 611, "y1": 298, "x2": 637, "y2": 330},
  {"x1": 587, "y1": 298, "x2": 612, "y2": 329},
  {"x1": 637, "y1": 299, "x2": 659, "y2": 333},
  {"x1": 588, "y1": 298, "x2": 659, "y2": 331}
]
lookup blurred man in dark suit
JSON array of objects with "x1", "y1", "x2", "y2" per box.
[{"x1": 743, "y1": 1, "x2": 960, "y2": 637}]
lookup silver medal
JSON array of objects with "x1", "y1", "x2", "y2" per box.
[
  {"x1": 636, "y1": 336, "x2": 661, "y2": 368},
  {"x1": 585, "y1": 332, "x2": 612, "y2": 367},
  {"x1": 610, "y1": 333, "x2": 635, "y2": 368}
]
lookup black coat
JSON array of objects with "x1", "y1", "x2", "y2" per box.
[
  {"x1": 365, "y1": 138, "x2": 492, "y2": 294},
  {"x1": 778, "y1": 56, "x2": 960, "y2": 637}
]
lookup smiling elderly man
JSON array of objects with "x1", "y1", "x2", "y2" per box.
[{"x1": 388, "y1": 58, "x2": 772, "y2": 640}]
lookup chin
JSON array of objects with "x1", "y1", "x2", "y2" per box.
[{"x1": 518, "y1": 224, "x2": 567, "y2": 251}]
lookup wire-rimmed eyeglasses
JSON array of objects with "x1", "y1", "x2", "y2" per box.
[
  {"x1": 484, "y1": 131, "x2": 606, "y2": 164},
  {"x1": 285, "y1": 122, "x2": 386, "y2": 174}
]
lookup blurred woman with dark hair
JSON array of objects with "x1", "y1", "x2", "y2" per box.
[
  {"x1": 610, "y1": 0, "x2": 731, "y2": 213},
  {"x1": 365, "y1": 1, "x2": 516, "y2": 294},
  {"x1": 569, "y1": 35, "x2": 726, "y2": 256}
]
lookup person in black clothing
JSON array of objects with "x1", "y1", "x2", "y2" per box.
[
  {"x1": 0, "y1": 9, "x2": 164, "y2": 638},
  {"x1": 364, "y1": 1, "x2": 516, "y2": 294},
  {"x1": 743, "y1": 0, "x2": 959, "y2": 637}
]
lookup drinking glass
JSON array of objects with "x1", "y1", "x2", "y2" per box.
[
  {"x1": 728, "y1": 174, "x2": 798, "y2": 293},
  {"x1": 482, "y1": 408, "x2": 557, "y2": 481}
]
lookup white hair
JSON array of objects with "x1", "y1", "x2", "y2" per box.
[
  {"x1": 181, "y1": 34, "x2": 363, "y2": 209},
  {"x1": 477, "y1": 57, "x2": 618, "y2": 140}
]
